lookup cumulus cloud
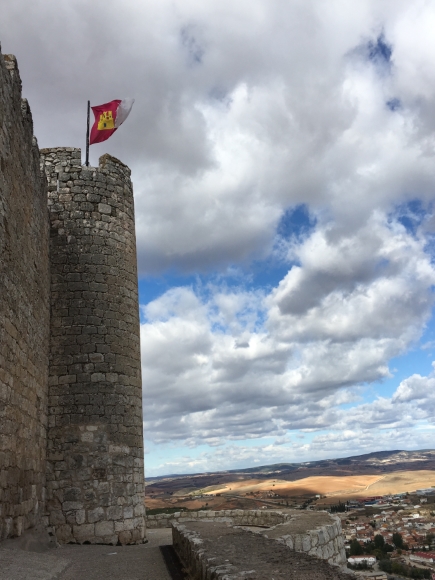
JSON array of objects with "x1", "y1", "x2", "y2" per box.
[
  {"x1": 3, "y1": 0, "x2": 435, "y2": 273},
  {"x1": 147, "y1": 361, "x2": 435, "y2": 474},
  {"x1": 141, "y1": 213, "x2": 435, "y2": 446},
  {"x1": 147, "y1": 422, "x2": 435, "y2": 476},
  {"x1": 393, "y1": 365, "x2": 435, "y2": 411},
  {"x1": 268, "y1": 213, "x2": 435, "y2": 340},
  {"x1": 3, "y1": 0, "x2": 435, "y2": 469}
]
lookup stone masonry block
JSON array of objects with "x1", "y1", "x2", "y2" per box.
[
  {"x1": 95, "y1": 520, "x2": 114, "y2": 536},
  {"x1": 88, "y1": 507, "x2": 105, "y2": 523},
  {"x1": 107, "y1": 505, "x2": 123, "y2": 520},
  {"x1": 73, "y1": 523, "x2": 95, "y2": 542},
  {"x1": 98, "y1": 203, "x2": 112, "y2": 215},
  {"x1": 118, "y1": 530, "x2": 132, "y2": 544}
]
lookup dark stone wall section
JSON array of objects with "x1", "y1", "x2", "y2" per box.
[
  {"x1": 0, "y1": 49, "x2": 50, "y2": 540},
  {"x1": 40, "y1": 148, "x2": 145, "y2": 545}
]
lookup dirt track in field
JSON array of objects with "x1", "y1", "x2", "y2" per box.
[{"x1": 146, "y1": 469, "x2": 435, "y2": 511}]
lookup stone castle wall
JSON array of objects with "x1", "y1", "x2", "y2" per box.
[
  {"x1": 148, "y1": 509, "x2": 346, "y2": 566},
  {"x1": 40, "y1": 148, "x2": 145, "y2": 545},
  {"x1": 172, "y1": 518, "x2": 351, "y2": 579},
  {"x1": 0, "y1": 50, "x2": 50, "y2": 540},
  {"x1": 0, "y1": 45, "x2": 145, "y2": 545},
  {"x1": 146, "y1": 508, "x2": 289, "y2": 529}
]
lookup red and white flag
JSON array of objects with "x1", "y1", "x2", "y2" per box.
[{"x1": 89, "y1": 98, "x2": 134, "y2": 145}]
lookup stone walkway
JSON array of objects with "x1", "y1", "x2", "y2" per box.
[{"x1": 0, "y1": 529, "x2": 179, "y2": 580}]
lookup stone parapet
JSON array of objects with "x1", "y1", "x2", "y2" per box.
[
  {"x1": 39, "y1": 148, "x2": 145, "y2": 545},
  {"x1": 147, "y1": 508, "x2": 289, "y2": 529},
  {"x1": 147, "y1": 509, "x2": 346, "y2": 565},
  {"x1": 172, "y1": 520, "x2": 354, "y2": 580},
  {"x1": 262, "y1": 512, "x2": 347, "y2": 565}
]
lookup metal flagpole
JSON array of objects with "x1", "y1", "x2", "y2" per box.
[{"x1": 85, "y1": 100, "x2": 90, "y2": 166}]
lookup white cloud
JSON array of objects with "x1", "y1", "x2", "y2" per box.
[
  {"x1": 4, "y1": 0, "x2": 435, "y2": 273},
  {"x1": 146, "y1": 421, "x2": 435, "y2": 476},
  {"x1": 268, "y1": 213, "x2": 435, "y2": 341},
  {"x1": 141, "y1": 214, "x2": 435, "y2": 446},
  {"x1": 3, "y1": 0, "x2": 435, "y2": 469},
  {"x1": 393, "y1": 364, "x2": 435, "y2": 412}
]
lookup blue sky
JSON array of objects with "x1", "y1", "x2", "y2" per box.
[{"x1": 2, "y1": 0, "x2": 435, "y2": 476}]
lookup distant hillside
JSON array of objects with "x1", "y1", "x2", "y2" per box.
[
  {"x1": 146, "y1": 449, "x2": 435, "y2": 483},
  {"x1": 222, "y1": 449, "x2": 435, "y2": 477}
]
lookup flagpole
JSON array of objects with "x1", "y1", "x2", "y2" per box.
[{"x1": 85, "y1": 100, "x2": 90, "y2": 166}]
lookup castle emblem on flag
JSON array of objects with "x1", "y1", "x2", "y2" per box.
[{"x1": 98, "y1": 110, "x2": 115, "y2": 130}]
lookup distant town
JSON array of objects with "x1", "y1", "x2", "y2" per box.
[
  {"x1": 335, "y1": 489, "x2": 435, "y2": 578},
  {"x1": 145, "y1": 485, "x2": 435, "y2": 577},
  {"x1": 146, "y1": 451, "x2": 435, "y2": 578}
]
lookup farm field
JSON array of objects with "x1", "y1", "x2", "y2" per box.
[
  {"x1": 145, "y1": 450, "x2": 435, "y2": 511},
  {"x1": 200, "y1": 470, "x2": 435, "y2": 500},
  {"x1": 145, "y1": 469, "x2": 435, "y2": 512}
]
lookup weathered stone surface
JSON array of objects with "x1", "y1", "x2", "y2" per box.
[
  {"x1": 147, "y1": 509, "x2": 347, "y2": 565},
  {"x1": 73, "y1": 523, "x2": 95, "y2": 541},
  {"x1": 95, "y1": 520, "x2": 114, "y2": 536},
  {"x1": 173, "y1": 521, "x2": 354, "y2": 580},
  {"x1": 40, "y1": 148, "x2": 145, "y2": 545},
  {"x1": 0, "y1": 48, "x2": 145, "y2": 546},
  {"x1": 262, "y1": 511, "x2": 347, "y2": 565},
  {"x1": 0, "y1": 48, "x2": 50, "y2": 541}
]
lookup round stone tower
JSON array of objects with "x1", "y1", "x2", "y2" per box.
[{"x1": 40, "y1": 148, "x2": 145, "y2": 545}]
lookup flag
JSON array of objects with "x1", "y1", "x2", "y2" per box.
[{"x1": 89, "y1": 98, "x2": 134, "y2": 145}]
